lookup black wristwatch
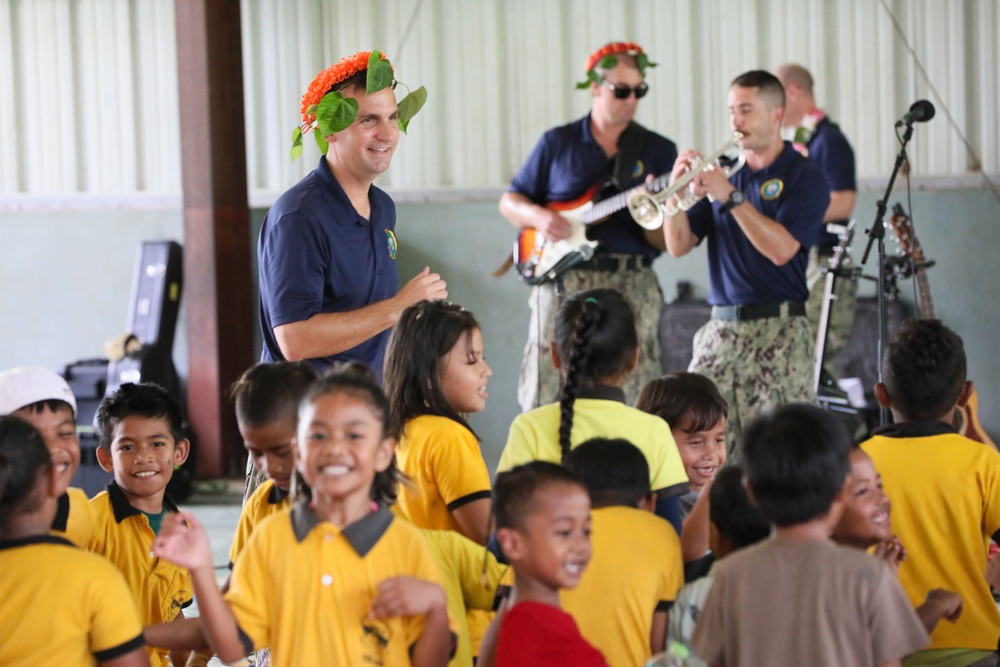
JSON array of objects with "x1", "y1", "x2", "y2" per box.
[{"x1": 720, "y1": 189, "x2": 746, "y2": 213}]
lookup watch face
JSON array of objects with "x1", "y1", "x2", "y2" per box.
[{"x1": 731, "y1": 190, "x2": 745, "y2": 205}]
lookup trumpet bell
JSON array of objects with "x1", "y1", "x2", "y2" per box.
[{"x1": 627, "y1": 191, "x2": 665, "y2": 230}]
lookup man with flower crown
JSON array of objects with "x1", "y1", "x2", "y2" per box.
[
  {"x1": 500, "y1": 42, "x2": 678, "y2": 411},
  {"x1": 775, "y1": 63, "x2": 858, "y2": 372},
  {"x1": 258, "y1": 50, "x2": 445, "y2": 378}
]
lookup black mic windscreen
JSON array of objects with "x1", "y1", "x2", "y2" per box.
[{"x1": 910, "y1": 99, "x2": 936, "y2": 123}]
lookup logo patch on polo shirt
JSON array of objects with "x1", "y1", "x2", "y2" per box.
[
  {"x1": 760, "y1": 179, "x2": 784, "y2": 200},
  {"x1": 385, "y1": 229, "x2": 398, "y2": 260},
  {"x1": 631, "y1": 159, "x2": 645, "y2": 179}
]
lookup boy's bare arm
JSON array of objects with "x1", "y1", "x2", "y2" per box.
[
  {"x1": 143, "y1": 617, "x2": 208, "y2": 651},
  {"x1": 100, "y1": 648, "x2": 153, "y2": 667},
  {"x1": 681, "y1": 478, "x2": 713, "y2": 562},
  {"x1": 650, "y1": 609, "x2": 668, "y2": 655}
]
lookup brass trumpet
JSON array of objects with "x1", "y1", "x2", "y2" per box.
[{"x1": 627, "y1": 131, "x2": 746, "y2": 229}]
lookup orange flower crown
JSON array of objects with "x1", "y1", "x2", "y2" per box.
[
  {"x1": 290, "y1": 49, "x2": 427, "y2": 161},
  {"x1": 575, "y1": 41, "x2": 656, "y2": 90}
]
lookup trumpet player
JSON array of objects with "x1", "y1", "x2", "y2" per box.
[{"x1": 662, "y1": 70, "x2": 830, "y2": 456}]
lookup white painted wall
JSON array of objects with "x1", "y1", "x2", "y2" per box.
[{"x1": 1, "y1": 0, "x2": 998, "y2": 205}]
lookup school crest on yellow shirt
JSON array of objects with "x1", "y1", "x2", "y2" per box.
[{"x1": 361, "y1": 616, "x2": 392, "y2": 665}]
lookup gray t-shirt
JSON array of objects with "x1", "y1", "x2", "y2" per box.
[{"x1": 693, "y1": 538, "x2": 928, "y2": 666}]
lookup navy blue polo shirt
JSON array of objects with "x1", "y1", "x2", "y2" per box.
[
  {"x1": 258, "y1": 156, "x2": 399, "y2": 376},
  {"x1": 509, "y1": 114, "x2": 678, "y2": 258},
  {"x1": 807, "y1": 118, "x2": 856, "y2": 246},
  {"x1": 687, "y1": 141, "x2": 830, "y2": 305}
]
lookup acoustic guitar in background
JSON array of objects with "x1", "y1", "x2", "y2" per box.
[{"x1": 888, "y1": 203, "x2": 996, "y2": 449}]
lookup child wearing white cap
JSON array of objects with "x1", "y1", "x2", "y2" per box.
[{"x1": 0, "y1": 366, "x2": 96, "y2": 546}]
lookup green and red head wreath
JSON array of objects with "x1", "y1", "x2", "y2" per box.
[
  {"x1": 290, "y1": 49, "x2": 427, "y2": 161},
  {"x1": 575, "y1": 41, "x2": 657, "y2": 90}
]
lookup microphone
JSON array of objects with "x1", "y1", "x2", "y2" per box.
[
  {"x1": 895, "y1": 100, "x2": 935, "y2": 127},
  {"x1": 541, "y1": 244, "x2": 596, "y2": 282}
]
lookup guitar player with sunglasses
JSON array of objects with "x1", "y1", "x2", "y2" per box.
[{"x1": 500, "y1": 42, "x2": 678, "y2": 411}]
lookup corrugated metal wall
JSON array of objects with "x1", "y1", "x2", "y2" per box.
[{"x1": 1, "y1": 0, "x2": 997, "y2": 202}]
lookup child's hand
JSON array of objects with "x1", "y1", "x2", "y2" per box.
[
  {"x1": 369, "y1": 577, "x2": 446, "y2": 619},
  {"x1": 923, "y1": 589, "x2": 963, "y2": 623},
  {"x1": 872, "y1": 536, "x2": 907, "y2": 573},
  {"x1": 153, "y1": 511, "x2": 212, "y2": 572}
]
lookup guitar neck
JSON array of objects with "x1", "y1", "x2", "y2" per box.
[
  {"x1": 582, "y1": 174, "x2": 672, "y2": 225},
  {"x1": 916, "y1": 268, "x2": 936, "y2": 319}
]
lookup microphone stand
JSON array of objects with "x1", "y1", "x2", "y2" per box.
[{"x1": 861, "y1": 122, "x2": 915, "y2": 426}]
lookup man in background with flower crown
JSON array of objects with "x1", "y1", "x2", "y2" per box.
[
  {"x1": 258, "y1": 50, "x2": 446, "y2": 378},
  {"x1": 500, "y1": 42, "x2": 678, "y2": 411},
  {"x1": 775, "y1": 63, "x2": 858, "y2": 377}
]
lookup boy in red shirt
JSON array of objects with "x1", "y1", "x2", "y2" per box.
[{"x1": 493, "y1": 461, "x2": 608, "y2": 667}]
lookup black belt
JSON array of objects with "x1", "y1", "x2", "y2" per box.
[
  {"x1": 578, "y1": 254, "x2": 653, "y2": 272},
  {"x1": 712, "y1": 301, "x2": 806, "y2": 322}
]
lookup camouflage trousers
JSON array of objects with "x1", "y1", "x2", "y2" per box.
[
  {"x1": 518, "y1": 259, "x2": 664, "y2": 412},
  {"x1": 806, "y1": 246, "x2": 858, "y2": 376},
  {"x1": 689, "y1": 314, "x2": 816, "y2": 461}
]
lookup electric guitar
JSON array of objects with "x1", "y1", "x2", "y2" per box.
[
  {"x1": 888, "y1": 204, "x2": 997, "y2": 449},
  {"x1": 513, "y1": 174, "x2": 670, "y2": 284}
]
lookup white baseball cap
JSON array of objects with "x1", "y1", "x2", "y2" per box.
[{"x1": 0, "y1": 366, "x2": 78, "y2": 416}]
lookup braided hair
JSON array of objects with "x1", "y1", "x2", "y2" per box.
[{"x1": 554, "y1": 289, "x2": 639, "y2": 461}]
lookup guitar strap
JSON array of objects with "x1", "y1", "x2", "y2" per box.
[{"x1": 610, "y1": 121, "x2": 647, "y2": 190}]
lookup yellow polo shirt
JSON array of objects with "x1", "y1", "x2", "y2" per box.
[
  {"x1": 51, "y1": 486, "x2": 96, "y2": 547},
  {"x1": 863, "y1": 423, "x2": 1000, "y2": 652},
  {"x1": 498, "y1": 387, "x2": 688, "y2": 497},
  {"x1": 226, "y1": 502, "x2": 446, "y2": 667},
  {"x1": 561, "y1": 505, "x2": 684, "y2": 667},
  {"x1": 395, "y1": 415, "x2": 495, "y2": 656},
  {"x1": 87, "y1": 482, "x2": 192, "y2": 667},
  {"x1": 421, "y1": 528, "x2": 506, "y2": 667},
  {"x1": 0, "y1": 535, "x2": 144, "y2": 665},
  {"x1": 395, "y1": 414, "x2": 493, "y2": 533},
  {"x1": 228, "y1": 478, "x2": 291, "y2": 567}
]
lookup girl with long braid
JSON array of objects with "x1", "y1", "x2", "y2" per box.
[{"x1": 497, "y1": 288, "x2": 688, "y2": 530}]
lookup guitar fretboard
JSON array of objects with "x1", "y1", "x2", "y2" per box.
[
  {"x1": 915, "y1": 253, "x2": 936, "y2": 319},
  {"x1": 583, "y1": 175, "x2": 673, "y2": 225}
]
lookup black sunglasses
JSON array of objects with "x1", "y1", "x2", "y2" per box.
[{"x1": 600, "y1": 79, "x2": 649, "y2": 100}]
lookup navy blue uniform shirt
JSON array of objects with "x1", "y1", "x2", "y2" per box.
[
  {"x1": 509, "y1": 114, "x2": 678, "y2": 258},
  {"x1": 258, "y1": 156, "x2": 399, "y2": 377},
  {"x1": 688, "y1": 142, "x2": 830, "y2": 305},
  {"x1": 807, "y1": 117, "x2": 856, "y2": 246}
]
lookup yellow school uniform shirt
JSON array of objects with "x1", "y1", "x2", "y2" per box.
[
  {"x1": 51, "y1": 486, "x2": 96, "y2": 547},
  {"x1": 421, "y1": 528, "x2": 506, "y2": 667},
  {"x1": 87, "y1": 481, "x2": 193, "y2": 667},
  {"x1": 863, "y1": 423, "x2": 1000, "y2": 651},
  {"x1": 395, "y1": 414, "x2": 493, "y2": 533},
  {"x1": 498, "y1": 386, "x2": 688, "y2": 497},
  {"x1": 227, "y1": 501, "x2": 446, "y2": 667},
  {"x1": 0, "y1": 534, "x2": 145, "y2": 666},
  {"x1": 395, "y1": 414, "x2": 494, "y2": 655},
  {"x1": 561, "y1": 505, "x2": 684, "y2": 667},
  {"x1": 228, "y1": 478, "x2": 291, "y2": 566}
]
